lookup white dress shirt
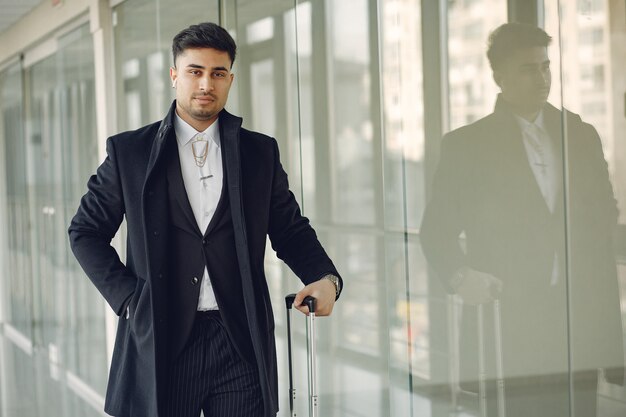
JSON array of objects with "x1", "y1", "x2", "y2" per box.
[
  {"x1": 515, "y1": 111, "x2": 561, "y2": 285},
  {"x1": 515, "y1": 111, "x2": 560, "y2": 213},
  {"x1": 174, "y1": 113, "x2": 223, "y2": 310}
]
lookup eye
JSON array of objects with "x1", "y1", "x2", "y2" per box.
[
  {"x1": 190, "y1": 70, "x2": 202, "y2": 76},
  {"x1": 213, "y1": 72, "x2": 226, "y2": 78}
]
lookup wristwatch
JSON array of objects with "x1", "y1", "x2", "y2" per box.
[{"x1": 324, "y1": 274, "x2": 341, "y2": 298}]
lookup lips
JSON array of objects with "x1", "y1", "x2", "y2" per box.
[{"x1": 194, "y1": 96, "x2": 215, "y2": 104}]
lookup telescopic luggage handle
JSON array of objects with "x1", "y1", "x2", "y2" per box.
[
  {"x1": 285, "y1": 294, "x2": 316, "y2": 313},
  {"x1": 448, "y1": 295, "x2": 506, "y2": 417},
  {"x1": 285, "y1": 294, "x2": 318, "y2": 417}
]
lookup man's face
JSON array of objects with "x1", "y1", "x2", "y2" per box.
[
  {"x1": 170, "y1": 47, "x2": 234, "y2": 130},
  {"x1": 494, "y1": 46, "x2": 551, "y2": 115}
]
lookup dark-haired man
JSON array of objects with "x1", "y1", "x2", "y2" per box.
[
  {"x1": 69, "y1": 22, "x2": 342, "y2": 417},
  {"x1": 421, "y1": 22, "x2": 623, "y2": 416}
]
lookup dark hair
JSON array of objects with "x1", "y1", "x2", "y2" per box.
[
  {"x1": 172, "y1": 22, "x2": 237, "y2": 67},
  {"x1": 487, "y1": 23, "x2": 552, "y2": 71}
]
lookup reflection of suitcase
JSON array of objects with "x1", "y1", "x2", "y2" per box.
[
  {"x1": 285, "y1": 294, "x2": 318, "y2": 417},
  {"x1": 448, "y1": 295, "x2": 506, "y2": 417}
]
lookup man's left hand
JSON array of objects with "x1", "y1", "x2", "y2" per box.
[{"x1": 294, "y1": 278, "x2": 336, "y2": 316}]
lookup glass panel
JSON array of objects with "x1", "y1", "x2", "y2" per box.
[
  {"x1": 0, "y1": 23, "x2": 104, "y2": 417},
  {"x1": 546, "y1": 0, "x2": 626, "y2": 414},
  {"x1": 26, "y1": 24, "x2": 106, "y2": 394},
  {"x1": 447, "y1": 0, "x2": 507, "y2": 130},
  {"x1": 235, "y1": 1, "x2": 388, "y2": 416},
  {"x1": 113, "y1": 0, "x2": 220, "y2": 130},
  {"x1": 378, "y1": 1, "x2": 427, "y2": 415},
  {"x1": 418, "y1": 2, "x2": 596, "y2": 417},
  {"x1": 0, "y1": 62, "x2": 32, "y2": 337},
  {"x1": 56, "y1": 24, "x2": 107, "y2": 394}
]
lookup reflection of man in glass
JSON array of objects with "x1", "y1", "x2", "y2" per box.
[{"x1": 421, "y1": 23, "x2": 623, "y2": 417}]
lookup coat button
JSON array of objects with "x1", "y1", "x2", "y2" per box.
[
  {"x1": 153, "y1": 231, "x2": 159, "y2": 236},
  {"x1": 191, "y1": 277, "x2": 199, "y2": 285},
  {"x1": 202, "y1": 239, "x2": 207, "y2": 245}
]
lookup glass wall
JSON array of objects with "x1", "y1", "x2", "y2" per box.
[
  {"x1": 0, "y1": 0, "x2": 625, "y2": 416},
  {"x1": 231, "y1": 0, "x2": 626, "y2": 416},
  {"x1": 0, "y1": 23, "x2": 105, "y2": 417},
  {"x1": 0, "y1": 62, "x2": 31, "y2": 339}
]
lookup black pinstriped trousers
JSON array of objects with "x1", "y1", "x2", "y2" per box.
[{"x1": 166, "y1": 311, "x2": 263, "y2": 417}]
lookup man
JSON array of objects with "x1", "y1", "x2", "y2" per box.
[
  {"x1": 420, "y1": 23, "x2": 623, "y2": 416},
  {"x1": 68, "y1": 22, "x2": 342, "y2": 417}
]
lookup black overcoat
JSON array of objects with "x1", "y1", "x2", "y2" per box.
[
  {"x1": 68, "y1": 102, "x2": 341, "y2": 417},
  {"x1": 420, "y1": 95, "x2": 624, "y2": 383}
]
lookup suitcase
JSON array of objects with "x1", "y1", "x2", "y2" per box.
[
  {"x1": 285, "y1": 294, "x2": 318, "y2": 417},
  {"x1": 448, "y1": 295, "x2": 506, "y2": 417}
]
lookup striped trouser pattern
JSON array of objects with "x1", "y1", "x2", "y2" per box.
[{"x1": 166, "y1": 311, "x2": 263, "y2": 417}]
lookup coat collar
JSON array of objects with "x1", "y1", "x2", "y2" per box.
[{"x1": 144, "y1": 101, "x2": 177, "y2": 186}]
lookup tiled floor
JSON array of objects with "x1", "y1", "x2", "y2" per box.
[
  {"x1": 2, "y1": 324, "x2": 625, "y2": 417},
  {"x1": 0, "y1": 327, "x2": 106, "y2": 417}
]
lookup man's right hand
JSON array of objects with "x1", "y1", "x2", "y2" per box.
[{"x1": 452, "y1": 267, "x2": 503, "y2": 305}]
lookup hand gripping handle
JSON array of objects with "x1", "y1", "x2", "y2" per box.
[{"x1": 285, "y1": 294, "x2": 316, "y2": 313}]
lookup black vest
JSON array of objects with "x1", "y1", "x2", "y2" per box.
[{"x1": 165, "y1": 137, "x2": 255, "y2": 363}]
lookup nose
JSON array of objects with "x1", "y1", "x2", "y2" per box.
[
  {"x1": 199, "y1": 75, "x2": 214, "y2": 92},
  {"x1": 537, "y1": 68, "x2": 550, "y2": 85}
]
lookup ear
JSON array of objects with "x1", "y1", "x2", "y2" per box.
[{"x1": 170, "y1": 67, "x2": 177, "y2": 88}]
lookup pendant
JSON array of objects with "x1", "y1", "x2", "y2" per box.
[{"x1": 192, "y1": 136, "x2": 209, "y2": 168}]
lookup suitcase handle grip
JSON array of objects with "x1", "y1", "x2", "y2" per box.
[{"x1": 285, "y1": 293, "x2": 316, "y2": 313}]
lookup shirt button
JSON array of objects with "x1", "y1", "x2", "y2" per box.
[{"x1": 191, "y1": 277, "x2": 199, "y2": 285}]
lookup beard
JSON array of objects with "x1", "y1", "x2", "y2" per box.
[
  {"x1": 189, "y1": 106, "x2": 216, "y2": 120},
  {"x1": 180, "y1": 97, "x2": 220, "y2": 122}
]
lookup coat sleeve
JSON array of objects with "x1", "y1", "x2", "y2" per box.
[
  {"x1": 68, "y1": 137, "x2": 137, "y2": 315},
  {"x1": 420, "y1": 132, "x2": 468, "y2": 292},
  {"x1": 266, "y1": 139, "x2": 343, "y2": 295}
]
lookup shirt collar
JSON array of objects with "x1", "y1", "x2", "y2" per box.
[
  {"x1": 514, "y1": 109, "x2": 546, "y2": 134},
  {"x1": 174, "y1": 112, "x2": 221, "y2": 148}
]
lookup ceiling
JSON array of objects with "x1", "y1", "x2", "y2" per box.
[{"x1": 0, "y1": 0, "x2": 42, "y2": 35}]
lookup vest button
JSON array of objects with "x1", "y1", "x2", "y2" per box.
[{"x1": 191, "y1": 276, "x2": 199, "y2": 285}]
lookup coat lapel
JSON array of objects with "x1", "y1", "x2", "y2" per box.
[
  {"x1": 219, "y1": 109, "x2": 273, "y2": 415},
  {"x1": 166, "y1": 142, "x2": 202, "y2": 236}
]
